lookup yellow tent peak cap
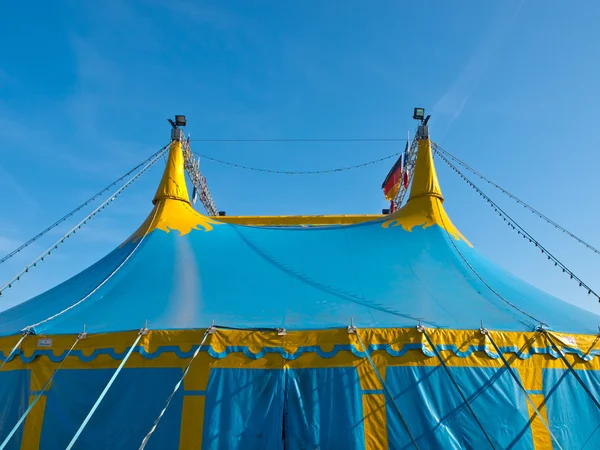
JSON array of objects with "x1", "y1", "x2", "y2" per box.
[
  {"x1": 406, "y1": 137, "x2": 444, "y2": 204},
  {"x1": 382, "y1": 136, "x2": 471, "y2": 246},
  {"x1": 152, "y1": 140, "x2": 191, "y2": 206}
]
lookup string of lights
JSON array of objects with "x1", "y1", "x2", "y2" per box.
[
  {"x1": 190, "y1": 138, "x2": 408, "y2": 143},
  {"x1": 433, "y1": 148, "x2": 600, "y2": 302},
  {"x1": 193, "y1": 152, "x2": 401, "y2": 175},
  {"x1": 0, "y1": 144, "x2": 170, "y2": 266},
  {"x1": 0, "y1": 146, "x2": 169, "y2": 297},
  {"x1": 433, "y1": 143, "x2": 600, "y2": 257}
]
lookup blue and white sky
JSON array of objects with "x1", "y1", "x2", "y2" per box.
[{"x1": 1, "y1": 1, "x2": 600, "y2": 317}]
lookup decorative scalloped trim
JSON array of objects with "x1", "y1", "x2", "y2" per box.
[{"x1": 2, "y1": 341, "x2": 599, "y2": 364}]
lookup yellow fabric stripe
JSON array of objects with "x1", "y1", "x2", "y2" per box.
[
  {"x1": 2, "y1": 328, "x2": 600, "y2": 371},
  {"x1": 362, "y1": 394, "x2": 388, "y2": 450},
  {"x1": 179, "y1": 396, "x2": 204, "y2": 449},
  {"x1": 519, "y1": 367, "x2": 553, "y2": 450},
  {"x1": 357, "y1": 354, "x2": 388, "y2": 449},
  {"x1": 20, "y1": 363, "x2": 53, "y2": 450},
  {"x1": 210, "y1": 214, "x2": 384, "y2": 226}
]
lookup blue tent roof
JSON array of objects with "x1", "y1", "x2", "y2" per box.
[{"x1": 1, "y1": 137, "x2": 598, "y2": 336}]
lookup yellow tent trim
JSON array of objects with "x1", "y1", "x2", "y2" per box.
[{"x1": 210, "y1": 214, "x2": 385, "y2": 226}]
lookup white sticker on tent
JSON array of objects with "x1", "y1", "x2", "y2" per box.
[{"x1": 37, "y1": 338, "x2": 52, "y2": 347}]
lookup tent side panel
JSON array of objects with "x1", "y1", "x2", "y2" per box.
[
  {"x1": 39, "y1": 368, "x2": 183, "y2": 450},
  {"x1": 385, "y1": 366, "x2": 534, "y2": 449},
  {"x1": 543, "y1": 368, "x2": 600, "y2": 449}
]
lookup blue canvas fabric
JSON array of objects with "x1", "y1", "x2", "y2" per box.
[
  {"x1": 543, "y1": 368, "x2": 600, "y2": 449},
  {"x1": 0, "y1": 219, "x2": 598, "y2": 336},
  {"x1": 0, "y1": 370, "x2": 30, "y2": 450},
  {"x1": 202, "y1": 368, "x2": 285, "y2": 450},
  {"x1": 39, "y1": 368, "x2": 183, "y2": 450},
  {"x1": 385, "y1": 366, "x2": 534, "y2": 450},
  {"x1": 284, "y1": 367, "x2": 365, "y2": 450}
]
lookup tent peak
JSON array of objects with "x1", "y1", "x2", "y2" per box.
[
  {"x1": 383, "y1": 131, "x2": 471, "y2": 245},
  {"x1": 152, "y1": 140, "x2": 191, "y2": 205}
]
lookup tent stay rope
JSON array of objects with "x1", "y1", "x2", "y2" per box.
[
  {"x1": 541, "y1": 328, "x2": 600, "y2": 411},
  {"x1": 66, "y1": 328, "x2": 145, "y2": 450},
  {"x1": 433, "y1": 198, "x2": 545, "y2": 326},
  {"x1": 433, "y1": 143, "x2": 600, "y2": 257},
  {"x1": 350, "y1": 327, "x2": 420, "y2": 450},
  {"x1": 419, "y1": 327, "x2": 497, "y2": 450},
  {"x1": 193, "y1": 151, "x2": 402, "y2": 175},
  {"x1": 0, "y1": 144, "x2": 170, "y2": 266},
  {"x1": 0, "y1": 146, "x2": 168, "y2": 298},
  {"x1": 433, "y1": 148, "x2": 600, "y2": 302},
  {"x1": 24, "y1": 205, "x2": 161, "y2": 332},
  {"x1": 0, "y1": 332, "x2": 29, "y2": 371},
  {"x1": 481, "y1": 327, "x2": 563, "y2": 450},
  {"x1": 0, "y1": 330, "x2": 85, "y2": 450},
  {"x1": 138, "y1": 326, "x2": 213, "y2": 450}
]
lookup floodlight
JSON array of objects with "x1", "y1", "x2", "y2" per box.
[
  {"x1": 413, "y1": 108, "x2": 425, "y2": 121},
  {"x1": 175, "y1": 115, "x2": 187, "y2": 127}
]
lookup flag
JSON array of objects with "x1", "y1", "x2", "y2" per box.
[
  {"x1": 382, "y1": 141, "x2": 408, "y2": 200},
  {"x1": 402, "y1": 143, "x2": 409, "y2": 189}
]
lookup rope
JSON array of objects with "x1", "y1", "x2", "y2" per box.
[
  {"x1": 139, "y1": 327, "x2": 213, "y2": 449},
  {"x1": 433, "y1": 144, "x2": 600, "y2": 257},
  {"x1": 433, "y1": 200, "x2": 545, "y2": 326},
  {"x1": 420, "y1": 328, "x2": 497, "y2": 450},
  {"x1": 25, "y1": 205, "x2": 160, "y2": 332},
  {"x1": 352, "y1": 330, "x2": 420, "y2": 449},
  {"x1": 66, "y1": 331, "x2": 144, "y2": 450},
  {"x1": 0, "y1": 332, "x2": 29, "y2": 371},
  {"x1": 190, "y1": 138, "x2": 408, "y2": 143},
  {"x1": 542, "y1": 329, "x2": 600, "y2": 411},
  {"x1": 0, "y1": 144, "x2": 169, "y2": 266},
  {"x1": 482, "y1": 329, "x2": 563, "y2": 449},
  {"x1": 193, "y1": 152, "x2": 401, "y2": 175},
  {"x1": 0, "y1": 333, "x2": 83, "y2": 450},
  {"x1": 433, "y1": 148, "x2": 600, "y2": 301},
  {"x1": 0, "y1": 146, "x2": 168, "y2": 298}
]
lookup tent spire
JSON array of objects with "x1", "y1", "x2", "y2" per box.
[
  {"x1": 152, "y1": 139, "x2": 191, "y2": 205},
  {"x1": 383, "y1": 118, "x2": 471, "y2": 245}
]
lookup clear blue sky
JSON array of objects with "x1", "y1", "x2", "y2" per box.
[{"x1": 2, "y1": 1, "x2": 600, "y2": 318}]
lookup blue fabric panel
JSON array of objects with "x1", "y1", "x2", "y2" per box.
[
  {"x1": 202, "y1": 368, "x2": 284, "y2": 450},
  {"x1": 39, "y1": 368, "x2": 183, "y2": 450},
  {"x1": 543, "y1": 368, "x2": 600, "y2": 449},
  {"x1": 386, "y1": 366, "x2": 534, "y2": 449},
  {"x1": 0, "y1": 370, "x2": 30, "y2": 450},
  {"x1": 3, "y1": 220, "x2": 600, "y2": 336},
  {"x1": 284, "y1": 367, "x2": 365, "y2": 450}
]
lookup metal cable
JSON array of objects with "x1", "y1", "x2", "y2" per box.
[
  {"x1": 0, "y1": 146, "x2": 168, "y2": 298},
  {"x1": 193, "y1": 152, "x2": 401, "y2": 175},
  {"x1": 433, "y1": 149, "x2": 600, "y2": 301},
  {"x1": 433, "y1": 143, "x2": 600, "y2": 257},
  {"x1": 352, "y1": 329, "x2": 420, "y2": 449},
  {"x1": 420, "y1": 328, "x2": 497, "y2": 450},
  {"x1": 190, "y1": 138, "x2": 408, "y2": 143},
  {"x1": 0, "y1": 144, "x2": 169, "y2": 266},
  {"x1": 25, "y1": 205, "x2": 160, "y2": 332},
  {"x1": 0, "y1": 332, "x2": 83, "y2": 450},
  {"x1": 139, "y1": 327, "x2": 212, "y2": 449},
  {"x1": 482, "y1": 329, "x2": 563, "y2": 449},
  {"x1": 66, "y1": 331, "x2": 144, "y2": 450},
  {"x1": 542, "y1": 329, "x2": 600, "y2": 411},
  {"x1": 433, "y1": 200, "x2": 545, "y2": 326}
]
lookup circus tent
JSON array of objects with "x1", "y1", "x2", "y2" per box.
[{"x1": 0, "y1": 120, "x2": 599, "y2": 449}]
